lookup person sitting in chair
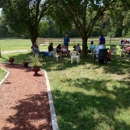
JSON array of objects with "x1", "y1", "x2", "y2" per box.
[
  {"x1": 88, "y1": 41, "x2": 95, "y2": 54},
  {"x1": 48, "y1": 42, "x2": 54, "y2": 52},
  {"x1": 121, "y1": 45, "x2": 130, "y2": 58},
  {"x1": 31, "y1": 42, "x2": 40, "y2": 53},
  {"x1": 75, "y1": 43, "x2": 81, "y2": 53},
  {"x1": 56, "y1": 44, "x2": 61, "y2": 53},
  {"x1": 61, "y1": 45, "x2": 70, "y2": 56},
  {"x1": 94, "y1": 42, "x2": 106, "y2": 63}
]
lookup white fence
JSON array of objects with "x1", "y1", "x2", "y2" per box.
[{"x1": 36, "y1": 37, "x2": 126, "y2": 45}]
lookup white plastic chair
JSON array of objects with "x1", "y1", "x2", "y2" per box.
[
  {"x1": 51, "y1": 50, "x2": 62, "y2": 62},
  {"x1": 70, "y1": 51, "x2": 80, "y2": 64}
]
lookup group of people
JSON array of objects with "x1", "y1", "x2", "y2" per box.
[
  {"x1": 88, "y1": 34, "x2": 106, "y2": 53},
  {"x1": 47, "y1": 34, "x2": 81, "y2": 55},
  {"x1": 31, "y1": 34, "x2": 130, "y2": 63},
  {"x1": 121, "y1": 45, "x2": 130, "y2": 57},
  {"x1": 120, "y1": 39, "x2": 130, "y2": 45},
  {"x1": 88, "y1": 34, "x2": 112, "y2": 63}
]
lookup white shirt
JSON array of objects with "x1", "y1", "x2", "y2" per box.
[{"x1": 94, "y1": 44, "x2": 106, "y2": 57}]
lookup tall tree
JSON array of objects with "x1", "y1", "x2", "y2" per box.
[
  {"x1": 3, "y1": 0, "x2": 52, "y2": 45},
  {"x1": 53, "y1": 0, "x2": 118, "y2": 57}
]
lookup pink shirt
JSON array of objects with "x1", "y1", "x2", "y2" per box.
[{"x1": 125, "y1": 47, "x2": 130, "y2": 51}]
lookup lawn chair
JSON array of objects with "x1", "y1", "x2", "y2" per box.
[
  {"x1": 51, "y1": 50, "x2": 62, "y2": 62},
  {"x1": 70, "y1": 51, "x2": 80, "y2": 64},
  {"x1": 109, "y1": 45, "x2": 118, "y2": 54},
  {"x1": 94, "y1": 49, "x2": 108, "y2": 64}
]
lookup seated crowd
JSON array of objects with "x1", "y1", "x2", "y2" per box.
[
  {"x1": 120, "y1": 40, "x2": 130, "y2": 45},
  {"x1": 31, "y1": 38, "x2": 121, "y2": 63},
  {"x1": 121, "y1": 45, "x2": 130, "y2": 57}
]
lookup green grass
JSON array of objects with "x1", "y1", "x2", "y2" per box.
[
  {"x1": 44, "y1": 55, "x2": 130, "y2": 130},
  {"x1": 0, "y1": 68, "x2": 7, "y2": 82},
  {"x1": 0, "y1": 39, "x2": 32, "y2": 51},
  {"x1": 0, "y1": 38, "x2": 130, "y2": 130}
]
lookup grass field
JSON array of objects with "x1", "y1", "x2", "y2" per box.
[
  {"x1": 0, "y1": 68, "x2": 6, "y2": 83},
  {"x1": 0, "y1": 38, "x2": 130, "y2": 130}
]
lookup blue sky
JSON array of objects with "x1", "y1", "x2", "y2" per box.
[{"x1": 0, "y1": 8, "x2": 2, "y2": 17}]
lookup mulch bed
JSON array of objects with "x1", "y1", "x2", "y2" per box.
[{"x1": 0, "y1": 63, "x2": 52, "y2": 130}]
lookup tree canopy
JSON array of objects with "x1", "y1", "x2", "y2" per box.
[
  {"x1": 52, "y1": 0, "x2": 119, "y2": 56},
  {"x1": 3, "y1": 0, "x2": 53, "y2": 44},
  {"x1": 2, "y1": 0, "x2": 130, "y2": 56}
]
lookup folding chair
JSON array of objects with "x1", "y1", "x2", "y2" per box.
[{"x1": 94, "y1": 49, "x2": 108, "y2": 64}]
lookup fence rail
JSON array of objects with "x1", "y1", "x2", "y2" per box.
[{"x1": 36, "y1": 37, "x2": 126, "y2": 45}]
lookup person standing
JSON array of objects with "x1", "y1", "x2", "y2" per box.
[
  {"x1": 64, "y1": 34, "x2": 70, "y2": 50},
  {"x1": 99, "y1": 34, "x2": 106, "y2": 45}
]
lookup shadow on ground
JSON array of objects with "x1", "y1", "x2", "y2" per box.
[
  {"x1": 2, "y1": 92, "x2": 52, "y2": 130},
  {"x1": 53, "y1": 78, "x2": 130, "y2": 130}
]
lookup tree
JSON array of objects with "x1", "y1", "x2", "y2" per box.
[
  {"x1": 0, "y1": 0, "x2": 8, "y2": 8},
  {"x1": 3, "y1": 0, "x2": 52, "y2": 45},
  {"x1": 53, "y1": 0, "x2": 118, "y2": 57}
]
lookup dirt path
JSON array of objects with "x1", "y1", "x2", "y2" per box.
[
  {"x1": 1, "y1": 50, "x2": 28, "y2": 54},
  {"x1": 0, "y1": 63, "x2": 52, "y2": 130}
]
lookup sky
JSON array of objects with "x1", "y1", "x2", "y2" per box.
[{"x1": 0, "y1": 8, "x2": 2, "y2": 17}]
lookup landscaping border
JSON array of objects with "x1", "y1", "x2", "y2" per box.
[
  {"x1": 0, "y1": 66, "x2": 9, "y2": 86},
  {"x1": 43, "y1": 70, "x2": 59, "y2": 130}
]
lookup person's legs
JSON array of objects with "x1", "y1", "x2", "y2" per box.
[{"x1": 66, "y1": 46, "x2": 68, "y2": 50}]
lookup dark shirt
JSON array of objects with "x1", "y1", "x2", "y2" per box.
[
  {"x1": 100, "y1": 37, "x2": 105, "y2": 44},
  {"x1": 48, "y1": 45, "x2": 53, "y2": 52},
  {"x1": 56, "y1": 45, "x2": 61, "y2": 52},
  {"x1": 64, "y1": 37, "x2": 70, "y2": 46}
]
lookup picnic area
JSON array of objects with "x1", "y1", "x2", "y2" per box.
[{"x1": 0, "y1": 38, "x2": 130, "y2": 130}]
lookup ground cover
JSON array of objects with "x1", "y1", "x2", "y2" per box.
[
  {"x1": 0, "y1": 38, "x2": 130, "y2": 130},
  {"x1": 44, "y1": 55, "x2": 130, "y2": 130},
  {"x1": 0, "y1": 68, "x2": 6, "y2": 82}
]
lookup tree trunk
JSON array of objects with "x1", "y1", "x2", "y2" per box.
[
  {"x1": 30, "y1": 26, "x2": 38, "y2": 45},
  {"x1": 31, "y1": 37, "x2": 37, "y2": 45},
  {"x1": 81, "y1": 37, "x2": 88, "y2": 57}
]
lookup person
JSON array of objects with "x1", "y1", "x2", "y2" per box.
[
  {"x1": 121, "y1": 45, "x2": 130, "y2": 58},
  {"x1": 90, "y1": 41, "x2": 95, "y2": 50},
  {"x1": 73, "y1": 45, "x2": 76, "y2": 51},
  {"x1": 48, "y1": 42, "x2": 54, "y2": 52},
  {"x1": 89, "y1": 41, "x2": 95, "y2": 53},
  {"x1": 56, "y1": 44, "x2": 61, "y2": 53},
  {"x1": 64, "y1": 34, "x2": 70, "y2": 50},
  {"x1": 61, "y1": 45, "x2": 67, "y2": 52},
  {"x1": 75, "y1": 43, "x2": 81, "y2": 53},
  {"x1": 94, "y1": 41, "x2": 106, "y2": 63},
  {"x1": 120, "y1": 40, "x2": 124, "y2": 45},
  {"x1": 99, "y1": 34, "x2": 105, "y2": 45},
  {"x1": 61, "y1": 45, "x2": 70, "y2": 56},
  {"x1": 31, "y1": 42, "x2": 40, "y2": 53}
]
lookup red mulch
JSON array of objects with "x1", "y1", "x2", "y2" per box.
[{"x1": 0, "y1": 63, "x2": 52, "y2": 130}]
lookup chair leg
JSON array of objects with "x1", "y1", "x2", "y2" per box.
[
  {"x1": 93, "y1": 54, "x2": 96, "y2": 63},
  {"x1": 77, "y1": 58, "x2": 78, "y2": 63},
  {"x1": 77, "y1": 57, "x2": 80, "y2": 63},
  {"x1": 71, "y1": 58, "x2": 73, "y2": 64}
]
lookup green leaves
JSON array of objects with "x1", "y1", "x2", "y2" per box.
[
  {"x1": 3, "y1": 0, "x2": 52, "y2": 43},
  {"x1": 28, "y1": 54, "x2": 42, "y2": 67}
]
